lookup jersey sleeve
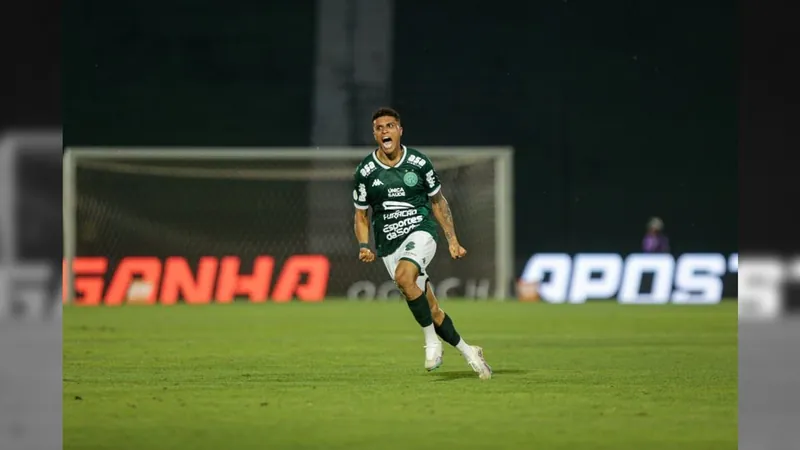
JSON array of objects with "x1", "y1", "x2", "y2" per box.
[
  {"x1": 352, "y1": 166, "x2": 370, "y2": 210},
  {"x1": 421, "y1": 155, "x2": 442, "y2": 197}
]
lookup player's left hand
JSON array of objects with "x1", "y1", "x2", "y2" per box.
[{"x1": 449, "y1": 242, "x2": 467, "y2": 260}]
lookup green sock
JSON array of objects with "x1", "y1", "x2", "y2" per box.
[
  {"x1": 406, "y1": 293, "x2": 434, "y2": 327},
  {"x1": 434, "y1": 314, "x2": 462, "y2": 347}
]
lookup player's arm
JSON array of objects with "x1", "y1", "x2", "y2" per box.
[
  {"x1": 353, "y1": 168, "x2": 375, "y2": 262},
  {"x1": 430, "y1": 190, "x2": 459, "y2": 246},
  {"x1": 354, "y1": 209, "x2": 374, "y2": 262},
  {"x1": 354, "y1": 208, "x2": 370, "y2": 243},
  {"x1": 423, "y1": 160, "x2": 467, "y2": 259}
]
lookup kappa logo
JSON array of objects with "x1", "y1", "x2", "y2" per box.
[{"x1": 372, "y1": 179, "x2": 384, "y2": 187}]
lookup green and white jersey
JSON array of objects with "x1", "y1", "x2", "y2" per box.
[{"x1": 353, "y1": 145, "x2": 441, "y2": 257}]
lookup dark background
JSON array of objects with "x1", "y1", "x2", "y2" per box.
[
  {"x1": 12, "y1": 1, "x2": 800, "y2": 449},
  {"x1": 0, "y1": 2, "x2": 60, "y2": 130},
  {"x1": 62, "y1": 0, "x2": 737, "y2": 271}
]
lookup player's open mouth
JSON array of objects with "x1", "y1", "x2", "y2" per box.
[{"x1": 381, "y1": 137, "x2": 392, "y2": 149}]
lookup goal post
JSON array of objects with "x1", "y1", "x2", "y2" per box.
[{"x1": 63, "y1": 147, "x2": 514, "y2": 303}]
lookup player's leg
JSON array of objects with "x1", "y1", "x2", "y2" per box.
[
  {"x1": 425, "y1": 282, "x2": 445, "y2": 326},
  {"x1": 390, "y1": 231, "x2": 445, "y2": 371},
  {"x1": 393, "y1": 259, "x2": 442, "y2": 371},
  {"x1": 425, "y1": 281, "x2": 493, "y2": 379}
]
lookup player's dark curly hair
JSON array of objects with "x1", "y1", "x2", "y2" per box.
[{"x1": 372, "y1": 107, "x2": 401, "y2": 123}]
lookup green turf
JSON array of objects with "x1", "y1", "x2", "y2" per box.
[{"x1": 63, "y1": 300, "x2": 737, "y2": 450}]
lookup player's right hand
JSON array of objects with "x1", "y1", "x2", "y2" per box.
[{"x1": 359, "y1": 248, "x2": 376, "y2": 263}]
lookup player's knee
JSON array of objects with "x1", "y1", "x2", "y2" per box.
[{"x1": 394, "y1": 265, "x2": 417, "y2": 294}]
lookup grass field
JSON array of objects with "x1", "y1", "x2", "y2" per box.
[{"x1": 63, "y1": 300, "x2": 737, "y2": 450}]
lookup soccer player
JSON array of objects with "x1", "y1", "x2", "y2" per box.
[{"x1": 352, "y1": 107, "x2": 493, "y2": 380}]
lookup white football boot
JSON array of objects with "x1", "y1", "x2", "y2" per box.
[
  {"x1": 464, "y1": 345, "x2": 492, "y2": 380},
  {"x1": 424, "y1": 340, "x2": 443, "y2": 371}
]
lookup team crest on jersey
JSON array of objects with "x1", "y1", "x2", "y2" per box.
[{"x1": 403, "y1": 171, "x2": 418, "y2": 187}]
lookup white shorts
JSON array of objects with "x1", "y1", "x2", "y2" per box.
[{"x1": 382, "y1": 230, "x2": 437, "y2": 293}]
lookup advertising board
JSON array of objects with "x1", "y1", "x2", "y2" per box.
[
  {"x1": 64, "y1": 255, "x2": 330, "y2": 305},
  {"x1": 520, "y1": 252, "x2": 738, "y2": 304}
]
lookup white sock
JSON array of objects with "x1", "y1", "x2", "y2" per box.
[
  {"x1": 455, "y1": 338, "x2": 471, "y2": 355},
  {"x1": 422, "y1": 324, "x2": 438, "y2": 346}
]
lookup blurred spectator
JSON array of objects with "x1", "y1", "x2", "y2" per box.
[{"x1": 642, "y1": 217, "x2": 670, "y2": 253}]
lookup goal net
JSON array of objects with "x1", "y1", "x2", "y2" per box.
[{"x1": 63, "y1": 147, "x2": 513, "y2": 304}]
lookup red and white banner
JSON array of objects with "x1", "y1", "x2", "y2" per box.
[{"x1": 63, "y1": 255, "x2": 330, "y2": 306}]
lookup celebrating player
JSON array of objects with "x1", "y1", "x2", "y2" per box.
[{"x1": 352, "y1": 107, "x2": 492, "y2": 380}]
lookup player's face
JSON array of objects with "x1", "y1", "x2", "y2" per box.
[{"x1": 373, "y1": 116, "x2": 403, "y2": 154}]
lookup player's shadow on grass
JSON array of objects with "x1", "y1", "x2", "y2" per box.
[{"x1": 431, "y1": 369, "x2": 527, "y2": 381}]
